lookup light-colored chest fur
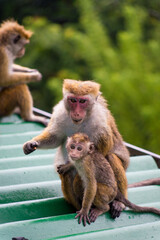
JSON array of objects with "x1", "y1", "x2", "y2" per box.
[
  {"x1": 54, "y1": 100, "x2": 108, "y2": 168},
  {"x1": 73, "y1": 160, "x2": 88, "y2": 187}
]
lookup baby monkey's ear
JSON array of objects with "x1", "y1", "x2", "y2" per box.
[{"x1": 89, "y1": 142, "x2": 95, "y2": 154}]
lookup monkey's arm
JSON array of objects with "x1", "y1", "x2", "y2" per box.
[
  {"x1": 0, "y1": 71, "x2": 42, "y2": 87},
  {"x1": 96, "y1": 127, "x2": 113, "y2": 156},
  {"x1": 23, "y1": 114, "x2": 65, "y2": 154},
  {"x1": 12, "y1": 64, "x2": 37, "y2": 73},
  {"x1": 75, "y1": 162, "x2": 97, "y2": 226},
  {"x1": 75, "y1": 179, "x2": 97, "y2": 226}
]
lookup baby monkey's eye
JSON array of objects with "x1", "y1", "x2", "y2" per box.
[
  {"x1": 77, "y1": 146, "x2": 82, "y2": 151},
  {"x1": 13, "y1": 34, "x2": 21, "y2": 44},
  {"x1": 70, "y1": 144, "x2": 75, "y2": 149}
]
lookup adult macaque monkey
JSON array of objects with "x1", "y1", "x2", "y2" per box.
[
  {"x1": 0, "y1": 20, "x2": 47, "y2": 126},
  {"x1": 23, "y1": 79, "x2": 130, "y2": 218},
  {"x1": 63, "y1": 133, "x2": 160, "y2": 226}
]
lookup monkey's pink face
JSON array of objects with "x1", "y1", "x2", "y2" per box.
[{"x1": 67, "y1": 95, "x2": 90, "y2": 124}]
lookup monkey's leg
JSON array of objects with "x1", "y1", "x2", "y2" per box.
[
  {"x1": 0, "y1": 87, "x2": 19, "y2": 116},
  {"x1": 107, "y1": 154, "x2": 128, "y2": 219},
  {"x1": 0, "y1": 84, "x2": 47, "y2": 126},
  {"x1": 60, "y1": 173, "x2": 82, "y2": 210},
  {"x1": 17, "y1": 84, "x2": 48, "y2": 126},
  {"x1": 89, "y1": 183, "x2": 115, "y2": 223}
]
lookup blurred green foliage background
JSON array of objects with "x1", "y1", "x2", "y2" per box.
[{"x1": 0, "y1": 0, "x2": 160, "y2": 154}]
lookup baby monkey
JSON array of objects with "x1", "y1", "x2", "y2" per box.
[{"x1": 63, "y1": 133, "x2": 160, "y2": 226}]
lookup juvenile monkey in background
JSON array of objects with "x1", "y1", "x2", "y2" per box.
[
  {"x1": 23, "y1": 79, "x2": 130, "y2": 218},
  {"x1": 0, "y1": 20, "x2": 47, "y2": 126},
  {"x1": 63, "y1": 133, "x2": 160, "y2": 225}
]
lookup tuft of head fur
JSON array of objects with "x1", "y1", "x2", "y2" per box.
[
  {"x1": 69, "y1": 133, "x2": 90, "y2": 144},
  {"x1": 63, "y1": 79, "x2": 101, "y2": 97},
  {"x1": 0, "y1": 20, "x2": 33, "y2": 45}
]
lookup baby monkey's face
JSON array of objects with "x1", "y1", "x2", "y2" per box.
[
  {"x1": 67, "y1": 141, "x2": 87, "y2": 161},
  {"x1": 66, "y1": 138, "x2": 90, "y2": 161}
]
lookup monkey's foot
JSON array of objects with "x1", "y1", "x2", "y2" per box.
[
  {"x1": 26, "y1": 115, "x2": 49, "y2": 127},
  {"x1": 109, "y1": 200, "x2": 124, "y2": 219},
  {"x1": 89, "y1": 208, "x2": 103, "y2": 222}
]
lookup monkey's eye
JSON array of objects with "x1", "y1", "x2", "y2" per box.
[
  {"x1": 79, "y1": 99, "x2": 86, "y2": 104},
  {"x1": 77, "y1": 146, "x2": 82, "y2": 151},
  {"x1": 70, "y1": 98, "x2": 77, "y2": 103},
  {"x1": 13, "y1": 34, "x2": 21, "y2": 44},
  {"x1": 70, "y1": 144, "x2": 75, "y2": 149}
]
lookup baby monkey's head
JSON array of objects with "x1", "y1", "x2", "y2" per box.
[{"x1": 66, "y1": 133, "x2": 94, "y2": 161}]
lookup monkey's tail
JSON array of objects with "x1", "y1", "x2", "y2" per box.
[
  {"x1": 116, "y1": 191, "x2": 160, "y2": 216},
  {"x1": 128, "y1": 178, "x2": 160, "y2": 188}
]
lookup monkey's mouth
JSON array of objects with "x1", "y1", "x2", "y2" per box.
[
  {"x1": 70, "y1": 156, "x2": 79, "y2": 161},
  {"x1": 72, "y1": 119, "x2": 83, "y2": 124},
  {"x1": 17, "y1": 47, "x2": 25, "y2": 58}
]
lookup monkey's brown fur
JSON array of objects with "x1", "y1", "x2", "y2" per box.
[
  {"x1": 0, "y1": 20, "x2": 32, "y2": 44},
  {"x1": 128, "y1": 178, "x2": 160, "y2": 188},
  {"x1": 63, "y1": 79, "x2": 101, "y2": 97},
  {"x1": 64, "y1": 133, "x2": 117, "y2": 225},
  {"x1": 60, "y1": 133, "x2": 160, "y2": 225},
  {"x1": 0, "y1": 20, "x2": 47, "y2": 125}
]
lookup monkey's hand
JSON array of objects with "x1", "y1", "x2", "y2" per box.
[
  {"x1": 57, "y1": 165, "x2": 68, "y2": 175},
  {"x1": 57, "y1": 163, "x2": 73, "y2": 175},
  {"x1": 75, "y1": 209, "x2": 90, "y2": 226},
  {"x1": 23, "y1": 141, "x2": 39, "y2": 155},
  {"x1": 30, "y1": 71, "x2": 42, "y2": 82}
]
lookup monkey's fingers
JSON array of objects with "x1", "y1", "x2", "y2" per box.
[
  {"x1": 89, "y1": 211, "x2": 97, "y2": 222},
  {"x1": 109, "y1": 200, "x2": 122, "y2": 219},
  {"x1": 82, "y1": 215, "x2": 90, "y2": 226},
  {"x1": 75, "y1": 211, "x2": 82, "y2": 223},
  {"x1": 75, "y1": 211, "x2": 90, "y2": 226},
  {"x1": 23, "y1": 141, "x2": 38, "y2": 155},
  {"x1": 86, "y1": 215, "x2": 91, "y2": 225},
  {"x1": 75, "y1": 210, "x2": 81, "y2": 219},
  {"x1": 57, "y1": 165, "x2": 65, "y2": 174}
]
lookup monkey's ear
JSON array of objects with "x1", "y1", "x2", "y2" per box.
[
  {"x1": 66, "y1": 137, "x2": 70, "y2": 148},
  {"x1": 89, "y1": 143, "x2": 95, "y2": 154},
  {"x1": 96, "y1": 91, "x2": 102, "y2": 101}
]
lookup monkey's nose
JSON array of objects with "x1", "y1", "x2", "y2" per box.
[{"x1": 74, "y1": 112, "x2": 80, "y2": 117}]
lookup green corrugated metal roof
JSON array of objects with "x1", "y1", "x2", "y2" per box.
[{"x1": 0, "y1": 114, "x2": 160, "y2": 240}]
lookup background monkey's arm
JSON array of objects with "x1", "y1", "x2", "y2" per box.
[
  {"x1": 12, "y1": 64, "x2": 37, "y2": 73},
  {"x1": 0, "y1": 71, "x2": 42, "y2": 87}
]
